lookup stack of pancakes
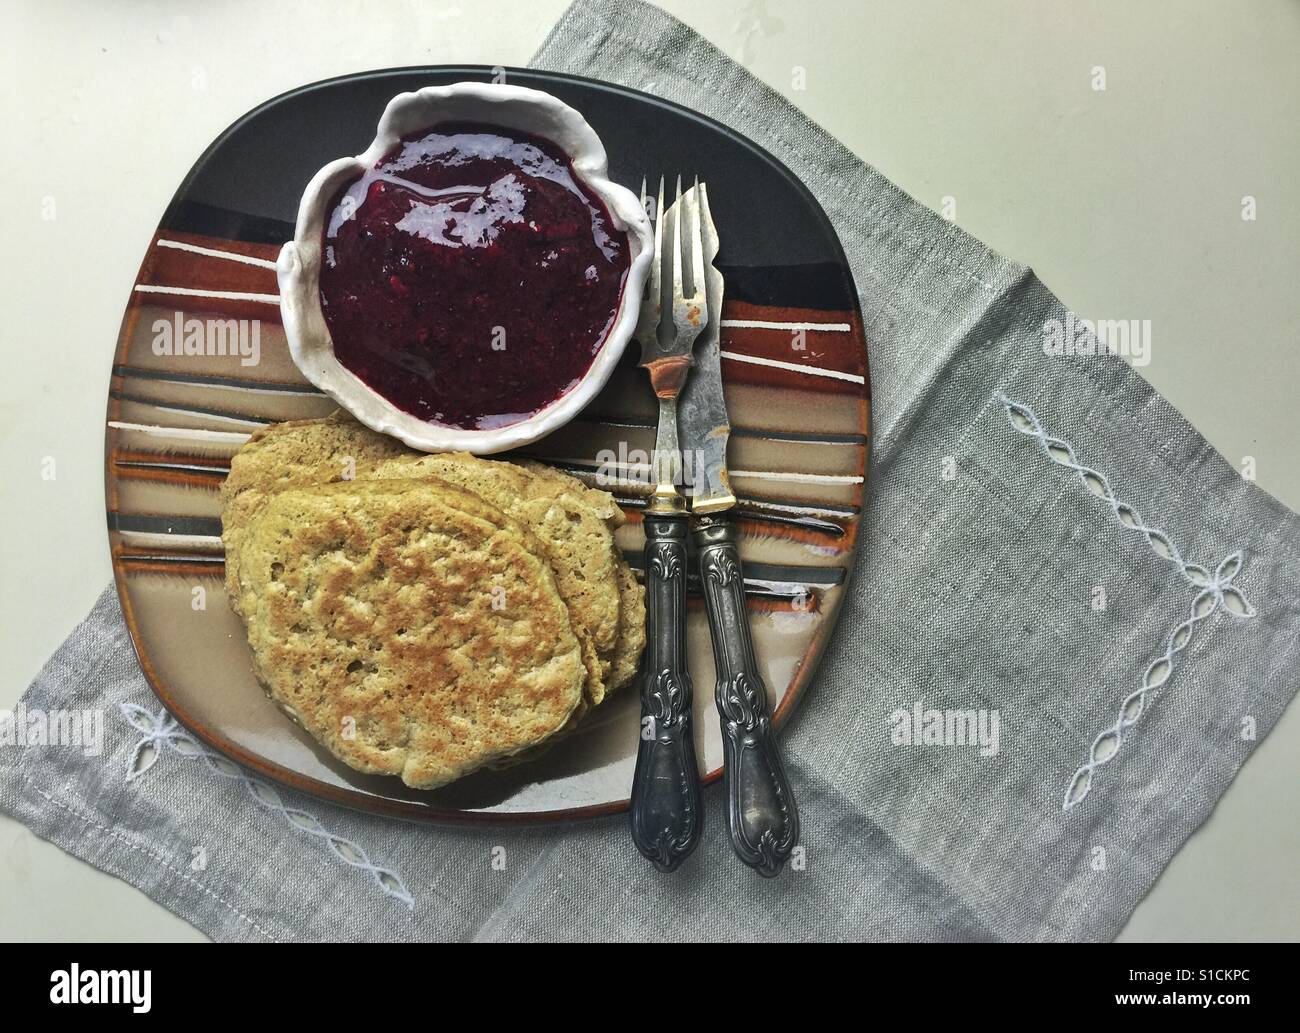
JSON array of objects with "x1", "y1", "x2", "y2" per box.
[{"x1": 221, "y1": 411, "x2": 644, "y2": 789}]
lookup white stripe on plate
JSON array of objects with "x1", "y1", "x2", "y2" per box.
[
  {"x1": 117, "y1": 459, "x2": 232, "y2": 475},
  {"x1": 108, "y1": 421, "x2": 253, "y2": 443},
  {"x1": 719, "y1": 349, "x2": 865, "y2": 385},
  {"x1": 721, "y1": 319, "x2": 852, "y2": 332},
  {"x1": 128, "y1": 403, "x2": 267, "y2": 430},
  {"x1": 731, "y1": 469, "x2": 864, "y2": 484},
  {"x1": 134, "y1": 285, "x2": 281, "y2": 304},
  {"x1": 156, "y1": 238, "x2": 279, "y2": 271},
  {"x1": 118, "y1": 531, "x2": 224, "y2": 552},
  {"x1": 117, "y1": 372, "x2": 324, "y2": 398}
]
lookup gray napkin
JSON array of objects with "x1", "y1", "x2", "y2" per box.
[{"x1": 4, "y1": 0, "x2": 1297, "y2": 942}]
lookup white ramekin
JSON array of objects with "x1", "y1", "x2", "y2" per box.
[{"x1": 277, "y1": 82, "x2": 652, "y2": 454}]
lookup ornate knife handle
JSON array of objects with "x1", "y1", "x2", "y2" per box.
[
  {"x1": 629, "y1": 513, "x2": 702, "y2": 872},
  {"x1": 694, "y1": 518, "x2": 799, "y2": 876}
]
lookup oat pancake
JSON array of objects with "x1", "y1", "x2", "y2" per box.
[
  {"x1": 221, "y1": 411, "x2": 407, "y2": 608},
  {"x1": 236, "y1": 478, "x2": 584, "y2": 789},
  {"x1": 516, "y1": 458, "x2": 625, "y2": 526},
  {"x1": 518, "y1": 459, "x2": 644, "y2": 699},
  {"x1": 222, "y1": 413, "x2": 645, "y2": 707},
  {"x1": 607, "y1": 560, "x2": 646, "y2": 695},
  {"x1": 369, "y1": 451, "x2": 627, "y2": 704}
]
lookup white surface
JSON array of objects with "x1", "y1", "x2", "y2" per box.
[{"x1": 1, "y1": 0, "x2": 1296, "y2": 942}]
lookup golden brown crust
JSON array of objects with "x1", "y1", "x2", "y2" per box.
[
  {"x1": 220, "y1": 412, "x2": 648, "y2": 789},
  {"x1": 236, "y1": 478, "x2": 584, "y2": 789},
  {"x1": 226, "y1": 420, "x2": 631, "y2": 707},
  {"x1": 515, "y1": 459, "x2": 627, "y2": 528},
  {"x1": 513, "y1": 463, "x2": 644, "y2": 700},
  {"x1": 606, "y1": 559, "x2": 646, "y2": 697},
  {"x1": 512, "y1": 459, "x2": 644, "y2": 703},
  {"x1": 221, "y1": 411, "x2": 408, "y2": 609}
]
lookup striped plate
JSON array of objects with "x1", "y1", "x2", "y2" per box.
[{"x1": 106, "y1": 67, "x2": 870, "y2": 823}]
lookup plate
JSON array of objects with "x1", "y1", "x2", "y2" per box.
[{"x1": 106, "y1": 66, "x2": 870, "y2": 823}]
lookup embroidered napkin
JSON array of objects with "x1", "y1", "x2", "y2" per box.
[{"x1": 3, "y1": 0, "x2": 1297, "y2": 942}]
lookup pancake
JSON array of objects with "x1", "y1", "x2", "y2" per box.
[
  {"x1": 607, "y1": 560, "x2": 646, "y2": 696},
  {"x1": 224, "y1": 414, "x2": 634, "y2": 706},
  {"x1": 388, "y1": 458, "x2": 629, "y2": 696},
  {"x1": 221, "y1": 411, "x2": 407, "y2": 610},
  {"x1": 518, "y1": 459, "x2": 644, "y2": 699},
  {"x1": 235, "y1": 478, "x2": 584, "y2": 789},
  {"x1": 516, "y1": 458, "x2": 625, "y2": 526},
  {"x1": 221, "y1": 411, "x2": 647, "y2": 715}
]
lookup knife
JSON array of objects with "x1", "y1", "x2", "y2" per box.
[
  {"x1": 628, "y1": 177, "x2": 703, "y2": 873},
  {"x1": 679, "y1": 181, "x2": 800, "y2": 877}
]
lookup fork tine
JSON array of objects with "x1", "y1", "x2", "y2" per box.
[
  {"x1": 688, "y1": 177, "x2": 706, "y2": 306},
  {"x1": 650, "y1": 176, "x2": 664, "y2": 299},
  {"x1": 642, "y1": 176, "x2": 655, "y2": 298},
  {"x1": 671, "y1": 174, "x2": 684, "y2": 301},
  {"x1": 639, "y1": 176, "x2": 648, "y2": 238}
]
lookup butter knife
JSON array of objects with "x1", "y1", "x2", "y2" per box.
[{"x1": 679, "y1": 181, "x2": 800, "y2": 877}]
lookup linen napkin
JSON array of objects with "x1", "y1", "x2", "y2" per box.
[{"x1": 3, "y1": 0, "x2": 1297, "y2": 942}]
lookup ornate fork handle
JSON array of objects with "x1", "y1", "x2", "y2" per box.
[
  {"x1": 629, "y1": 514, "x2": 702, "y2": 872},
  {"x1": 694, "y1": 518, "x2": 799, "y2": 876}
]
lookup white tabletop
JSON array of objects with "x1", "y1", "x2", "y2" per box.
[{"x1": 1, "y1": 0, "x2": 1296, "y2": 942}]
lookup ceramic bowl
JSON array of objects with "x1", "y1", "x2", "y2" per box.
[{"x1": 277, "y1": 81, "x2": 653, "y2": 454}]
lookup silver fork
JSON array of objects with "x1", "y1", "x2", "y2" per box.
[{"x1": 628, "y1": 177, "x2": 707, "y2": 872}]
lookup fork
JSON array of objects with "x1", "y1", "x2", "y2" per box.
[{"x1": 628, "y1": 176, "x2": 706, "y2": 872}]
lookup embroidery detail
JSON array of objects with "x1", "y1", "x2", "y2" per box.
[
  {"x1": 994, "y1": 394, "x2": 1257, "y2": 810},
  {"x1": 119, "y1": 703, "x2": 414, "y2": 909}
]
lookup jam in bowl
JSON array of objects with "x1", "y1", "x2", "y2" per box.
[
  {"x1": 278, "y1": 83, "x2": 653, "y2": 454},
  {"x1": 320, "y1": 123, "x2": 631, "y2": 430}
]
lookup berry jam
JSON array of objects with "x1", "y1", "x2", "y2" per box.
[{"x1": 318, "y1": 122, "x2": 631, "y2": 429}]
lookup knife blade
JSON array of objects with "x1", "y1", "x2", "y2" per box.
[{"x1": 677, "y1": 183, "x2": 735, "y2": 514}]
